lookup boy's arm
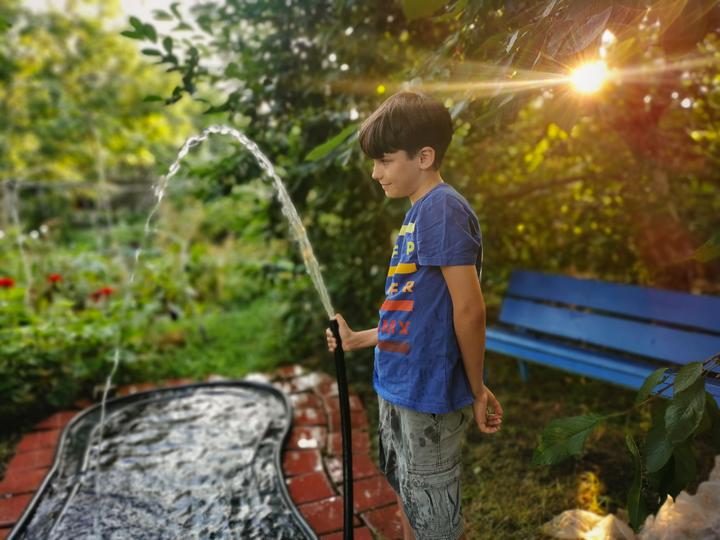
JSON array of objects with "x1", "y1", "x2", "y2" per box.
[
  {"x1": 440, "y1": 265, "x2": 486, "y2": 398},
  {"x1": 347, "y1": 328, "x2": 379, "y2": 351}
]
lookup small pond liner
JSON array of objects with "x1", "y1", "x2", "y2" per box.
[{"x1": 8, "y1": 380, "x2": 319, "y2": 540}]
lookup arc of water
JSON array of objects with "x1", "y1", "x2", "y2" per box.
[{"x1": 90, "y1": 124, "x2": 338, "y2": 531}]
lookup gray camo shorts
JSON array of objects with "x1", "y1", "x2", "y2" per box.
[{"x1": 377, "y1": 394, "x2": 474, "y2": 540}]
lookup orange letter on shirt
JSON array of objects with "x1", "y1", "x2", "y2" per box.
[{"x1": 401, "y1": 281, "x2": 414, "y2": 293}]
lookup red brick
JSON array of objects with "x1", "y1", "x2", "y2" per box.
[
  {"x1": 117, "y1": 383, "x2": 157, "y2": 396},
  {"x1": 0, "y1": 527, "x2": 12, "y2": 539},
  {"x1": 320, "y1": 526, "x2": 374, "y2": 540},
  {"x1": 296, "y1": 496, "x2": 361, "y2": 534},
  {"x1": 327, "y1": 409, "x2": 369, "y2": 431},
  {"x1": 324, "y1": 454, "x2": 380, "y2": 485},
  {"x1": 272, "y1": 364, "x2": 307, "y2": 380},
  {"x1": 287, "y1": 372, "x2": 334, "y2": 392},
  {"x1": 327, "y1": 430, "x2": 371, "y2": 456},
  {"x1": 316, "y1": 380, "x2": 339, "y2": 397},
  {"x1": 286, "y1": 426, "x2": 327, "y2": 451},
  {"x1": 0, "y1": 467, "x2": 50, "y2": 495},
  {"x1": 16, "y1": 430, "x2": 60, "y2": 453},
  {"x1": 293, "y1": 407, "x2": 327, "y2": 426},
  {"x1": 323, "y1": 394, "x2": 365, "y2": 413},
  {"x1": 5, "y1": 449, "x2": 54, "y2": 471},
  {"x1": 34, "y1": 411, "x2": 78, "y2": 431},
  {"x1": 362, "y1": 503, "x2": 404, "y2": 540},
  {"x1": 162, "y1": 378, "x2": 195, "y2": 387},
  {"x1": 289, "y1": 392, "x2": 324, "y2": 409},
  {"x1": 0, "y1": 494, "x2": 32, "y2": 528},
  {"x1": 285, "y1": 471, "x2": 335, "y2": 504},
  {"x1": 282, "y1": 450, "x2": 324, "y2": 477},
  {"x1": 73, "y1": 398, "x2": 93, "y2": 409},
  {"x1": 337, "y1": 475, "x2": 397, "y2": 513}
]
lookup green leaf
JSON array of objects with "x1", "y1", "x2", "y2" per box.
[
  {"x1": 304, "y1": 123, "x2": 359, "y2": 162},
  {"x1": 170, "y1": 2, "x2": 183, "y2": 20},
  {"x1": 531, "y1": 413, "x2": 606, "y2": 465},
  {"x1": 141, "y1": 48, "x2": 162, "y2": 56},
  {"x1": 129, "y1": 16, "x2": 144, "y2": 31},
  {"x1": 202, "y1": 102, "x2": 232, "y2": 114},
  {"x1": 142, "y1": 23, "x2": 157, "y2": 42},
  {"x1": 151, "y1": 9, "x2": 173, "y2": 21},
  {"x1": 674, "y1": 362, "x2": 702, "y2": 394},
  {"x1": 224, "y1": 62, "x2": 242, "y2": 79},
  {"x1": 162, "y1": 36, "x2": 173, "y2": 53},
  {"x1": 709, "y1": 396, "x2": 720, "y2": 450},
  {"x1": 142, "y1": 95, "x2": 164, "y2": 102},
  {"x1": 400, "y1": 0, "x2": 448, "y2": 21},
  {"x1": 120, "y1": 30, "x2": 143, "y2": 40},
  {"x1": 670, "y1": 441, "x2": 696, "y2": 494},
  {"x1": 645, "y1": 422, "x2": 674, "y2": 473},
  {"x1": 172, "y1": 22, "x2": 193, "y2": 32},
  {"x1": 625, "y1": 433, "x2": 647, "y2": 530},
  {"x1": 0, "y1": 18, "x2": 12, "y2": 31},
  {"x1": 665, "y1": 376, "x2": 706, "y2": 444},
  {"x1": 635, "y1": 367, "x2": 668, "y2": 405}
]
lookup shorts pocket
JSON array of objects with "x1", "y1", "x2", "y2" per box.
[{"x1": 404, "y1": 460, "x2": 462, "y2": 491}]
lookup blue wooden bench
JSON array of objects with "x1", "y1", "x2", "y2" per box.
[{"x1": 486, "y1": 270, "x2": 720, "y2": 406}]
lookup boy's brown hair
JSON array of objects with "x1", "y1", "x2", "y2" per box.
[{"x1": 358, "y1": 90, "x2": 454, "y2": 171}]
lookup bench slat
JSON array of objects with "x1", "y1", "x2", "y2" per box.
[
  {"x1": 507, "y1": 270, "x2": 720, "y2": 334},
  {"x1": 498, "y1": 298, "x2": 720, "y2": 371},
  {"x1": 487, "y1": 327, "x2": 720, "y2": 406}
]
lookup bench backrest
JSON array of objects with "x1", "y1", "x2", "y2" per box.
[{"x1": 499, "y1": 270, "x2": 720, "y2": 373}]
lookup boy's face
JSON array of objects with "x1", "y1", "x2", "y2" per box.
[{"x1": 370, "y1": 150, "x2": 424, "y2": 199}]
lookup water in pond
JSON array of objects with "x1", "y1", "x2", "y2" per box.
[{"x1": 13, "y1": 382, "x2": 316, "y2": 539}]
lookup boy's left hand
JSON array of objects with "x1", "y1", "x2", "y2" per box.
[{"x1": 472, "y1": 384, "x2": 503, "y2": 434}]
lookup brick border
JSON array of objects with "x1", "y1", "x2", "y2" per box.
[{"x1": 0, "y1": 366, "x2": 402, "y2": 539}]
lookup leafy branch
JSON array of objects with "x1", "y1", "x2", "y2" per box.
[{"x1": 531, "y1": 353, "x2": 720, "y2": 531}]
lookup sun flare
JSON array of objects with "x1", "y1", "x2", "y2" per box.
[{"x1": 570, "y1": 60, "x2": 609, "y2": 94}]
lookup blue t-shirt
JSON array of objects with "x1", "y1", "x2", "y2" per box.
[{"x1": 372, "y1": 182, "x2": 483, "y2": 414}]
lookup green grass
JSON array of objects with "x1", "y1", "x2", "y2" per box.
[{"x1": 119, "y1": 293, "x2": 288, "y2": 383}]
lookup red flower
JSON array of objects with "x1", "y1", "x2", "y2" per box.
[
  {"x1": 47, "y1": 273, "x2": 62, "y2": 283},
  {"x1": 90, "y1": 286, "x2": 115, "y2": 301},
  {"x1": 0, "y1": 277, "x2": 14, "y2": 288}
]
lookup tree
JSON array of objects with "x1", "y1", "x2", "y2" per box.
[{"x1": 0, "y1": 0, "x2": 201, "y2": 229}]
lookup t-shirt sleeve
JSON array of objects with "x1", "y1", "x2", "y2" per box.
[{"x1": 415, "y1": 194, "x2": 482, "y2": 267}]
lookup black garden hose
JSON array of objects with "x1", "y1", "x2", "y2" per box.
[{"x1": 329, "y1": 319, "x2": 354, "y2": 540}]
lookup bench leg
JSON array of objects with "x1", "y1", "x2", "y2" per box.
[{"x1": 517, "y1": 359, "x2": 530, "y2": 382}]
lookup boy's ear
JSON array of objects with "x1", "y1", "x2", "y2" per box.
[{"x1": 416, "y1": 146, "x2": 436, "y2": 170}]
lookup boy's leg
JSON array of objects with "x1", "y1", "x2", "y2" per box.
[
  {"x1": 396, "y1": 403, "x2": 473, "y2": 540},
  {"x1": 377, "y1": 393, "x2": 473, "y2": 540}
]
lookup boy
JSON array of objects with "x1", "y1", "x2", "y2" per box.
[{"x1": 325, "y1": 90, "x2": 503, "y2": 540}]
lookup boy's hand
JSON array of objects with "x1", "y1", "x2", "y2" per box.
[
  {"x1": 472, "y1": 384, "x2": 504, "y2": 434},
  {"x1": 326, "y1": 313, "x2": 355, "y2": 352}
]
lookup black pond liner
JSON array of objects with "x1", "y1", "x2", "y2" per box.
[{"x1": 8, "y1": 381, "x2": 319, "y2": 540}]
